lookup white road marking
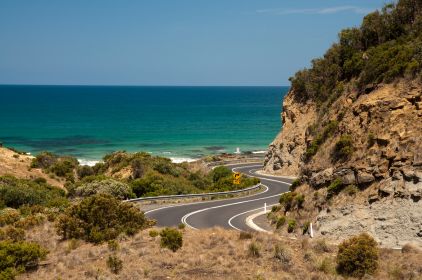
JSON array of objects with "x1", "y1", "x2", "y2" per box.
[
  {"x1": 181, "y1": 184, "x2": 284, "y2": 229},
  {"x1": 147, "y1": 164, "x2": 293, "y2": 232},
  {"x1": 144, "y1": 184, "x2": 269, "y2": 215},
  {"x1": 227, "y1": 204, "x2": 278, "y2": 231}
]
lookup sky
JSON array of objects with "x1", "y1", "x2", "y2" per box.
[{"x1": 0, "y1": 0, "x2": 386, "y2": 86}]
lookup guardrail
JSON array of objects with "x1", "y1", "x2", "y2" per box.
[
  {"x1": 125, "y1": 183, "x2": 262, "y2": 202},
  {"x1": 207, "y1": 159, "x2": 263, "y2": 168}
]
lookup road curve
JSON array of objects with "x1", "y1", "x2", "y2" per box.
[{"x1": 145, "y1": 163, "x2": 293, "y2": 231}]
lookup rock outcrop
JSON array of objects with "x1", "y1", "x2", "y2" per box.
[{"x1": 264, "y1": 80, "x2": 422, "y2": 247}]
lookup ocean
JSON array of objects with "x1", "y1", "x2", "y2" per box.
[{"x1": 0, "y1": 85, "x2": 288, "y2": 164}]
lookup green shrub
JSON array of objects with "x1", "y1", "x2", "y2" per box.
[
  {"x1": 271, "y1": 205, "x2": 281, "y2": 212},
  {"x1": 0, "y1": 176, "x2": 67, "y2": 209},
  {"x1": 75, "y1": 179, "x2": 135, "y2": 199},
  {"x1": 248, "y1": 242, "x2": 260, "y2": 258},
  {"x1": 106, "y1": 255, "x2": 123, "y2": 274},
  {"x1": 159, "y1": 228, "x2": 183, "y2": 252},
  {"x1": 332, "y1": 135, "x2": 354, "y2": 161},
  {"x1": 336, "y1": 233, "x2": 379, "y2": 278},
  {"x1": 289, "y1": 179, "x2": 301, "y2": 191},
  {"x1": 295, "y1": 194, "x2": 305, "y2": 209},
  {"x1": 56, "y1": 194, "x2": 151, "y2": 243},
  {"x1": 14, "y1": 214, "x2": 45, "y2": 229},
  {"x1": 276, "y1": 216, "x2": 286, "y2": 229},
  {"x1": 30, "y1": 151, "x2": 57, "y2": 169},
  {"x1": 0, "y1": 209, "x2": 20, "y2": 226},
  {"x1": 302, "y1": 221, "x2": 311, "y2": 235},
  {"x1": 0, "y1": 226, "x2": 25, "y2": 242},
  {"x1": 149, "y1": 230, "x2": 159, "y2": 238},
  {"x1": 279, "y1": 192, "x2": 296, "y2": 212},
  {"x1": 0, "y1": 240, "x2": 48, "y2": 279},
  {"x1": 49, "y1": 157, "x2": 78, "y2": 178},
  {"x1": 178, "y1": 223, "x2": 186, "y2": 230},
  {"x1": 211, "y1": 166, "x2": 232, "y2": 183},
  {"x1": 305, "y1": 121, "x2": 339, "y2": 160},
  {"x1": 107, "y1": 240, "x2": 119, "y2": 252},
  {"x1": 327, "y1": 178, "x2": 343, "y2": 199},
  {"x1": 287, "y1": 219, "x2": 296, "y2": 233},
  {"x1": 77, "y1": 165, "x2": 94, "y2": 179}
]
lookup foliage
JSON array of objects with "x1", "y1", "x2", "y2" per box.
[
  {"x1": 276, "y1": 216, "x2": 286, "y2": 229},
  {"x1": 305, "y1": 121, "x2": 338, "y2": 160},
  {"x1": 289, "y1": 178, "x2": 301, "y2": 191},
  {"x1": 295, "y1": 194, "x2": 305, "y2": 209},
  {"x1": 106, "y1": 255, "x2": 123, "y2": 274},
  {"x1": 332, "y1": 135, "x2": 354, "y2": 161},
  {"x1": 49, "y1": 157, "x2": 78, "y2": 178},
  {"x1": 289, "y1": 0, "x2": 422, "y2": 109},
  {"x1": 56, "y1": 194, "x2": 151, "y2": 243},
  {"x1": 248, "y1": 242, "x2": 261, "y2": 258},
  {"x1": 30, "y1": 151, "x2": 57, "y2": 169},
  {"x1": 0, "y1": 209, "x2": 20, "y2": 227},
  {"x1": 287, "y1": 219, "x2": 296, "y2": 233},
  {"x1": 107, "y1": 240, "x2": 119, "y2": 252},
  {"x1": 336, "y1": 233, "x2": 379, "y2": 278},
  {"x1": 211, "y1": 166, "x2": 232, "y2": 183},
  {"x1": 0, "y1": 240, "x2": 48, "y2": 279},
  {"x1": 148, "y1": 230, "x2": 159, "y2": 238},
  {"x1": 302, "y1": 221, "x2": 311, "y2": 235},
  {"x1": 0, "y1": 226, "x2": 25, "y2": 242},
  {"x1": 75, "y1": 179, "x2": 135, "y2": 199},
  {"x1": 159, "y1": 228, "x2": 183, "y2": 252},
  {"x1": 77, "y1": 165, "x2": 94, "y2": 179},
  {"x1": 327, "y1": 178, "x2": 344, "y2": 199},
  {"x1": 0, "y1": 176, "x2": 67, "y2": 209},
  {"x1": 178, "y1": 223, "x2": 186, "y2": 230},
  {"x1": 279, "y1": 192, "x2": 305, "y2": 212}
]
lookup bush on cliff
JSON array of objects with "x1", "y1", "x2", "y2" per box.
[
  {"x1": 332, "y1": 135, "x2": 354, "y2": 161},
  {"x1": 289, "y1": 0, "x2": 422, "y2": 107},
  {"x1": 336, "y1": 233, "x2": 379, "y2": 278},
  {"x1": 56, "y1": 194, "x2": 152, "y2": 243}
]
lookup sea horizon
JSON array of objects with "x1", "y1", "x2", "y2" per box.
[{"x1": 0, "y1": 85, "x2": 288, "y2": 165}]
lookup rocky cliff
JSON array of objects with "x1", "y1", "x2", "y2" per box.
[{"x1": 264, "y1": 79, "x2": 422, "y2": 247}]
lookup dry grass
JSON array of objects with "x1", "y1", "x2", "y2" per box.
[
  {"x1": 0, "y1": 147, "x2": 64, "y2": 189},
  {"x1": 16, "y1": 223, "x2": 422, "y2": 280}
]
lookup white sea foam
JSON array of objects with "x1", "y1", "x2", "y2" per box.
[
  {"x1": 170, "y1": 157, "x2": 197, "y2": 163},
  {"x1": 78, "y1": 159, "x2": 100, "y2": 166},
  {"x1": 252, "y1": 150, "x2": 267, "y2": 154}
]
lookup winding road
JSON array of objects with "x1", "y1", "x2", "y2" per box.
[{"x1": 145, "y1": 163, "x2": 293, "y2": 232}]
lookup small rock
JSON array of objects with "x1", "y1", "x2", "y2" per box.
[{"x1": 357, "y1": 171, "x2": 375, "y2": 184}]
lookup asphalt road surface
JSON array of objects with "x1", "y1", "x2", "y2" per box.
[{"x1": 145, "y1": 163, "x2": 293, "y2": 231}]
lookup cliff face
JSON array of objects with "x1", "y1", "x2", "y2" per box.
[
  {"x1": 264, "y1": 80, "x2": 422, "y2": 247},
  {"x1": 264, "y1": 92, "x2": 316, "y2": 176}
]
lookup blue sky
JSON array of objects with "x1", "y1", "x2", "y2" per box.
[{"x1": 0, "y1": 0, "x2": 385, "y2": 86}]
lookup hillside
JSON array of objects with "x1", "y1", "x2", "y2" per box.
[
  {"x1": 0, "y1": 147, "x2": 64, "y2": 189},
  {"x1": 264, "y1": 0, "x2": 422, "y2": 248}
]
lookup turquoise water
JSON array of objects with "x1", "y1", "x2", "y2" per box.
[{"x1": 0, "y1": 85, "x2": 287, "y2": 163}]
